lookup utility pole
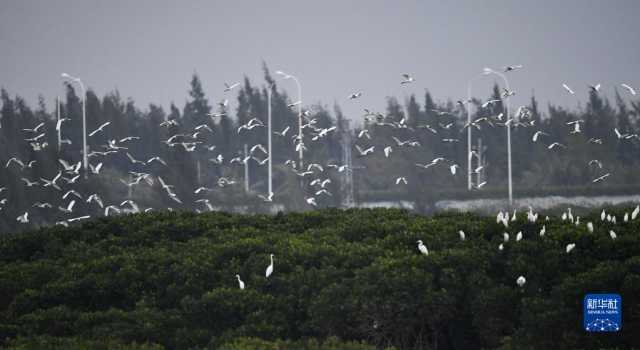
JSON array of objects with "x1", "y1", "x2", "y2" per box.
[
  {"x1": 56, "y1": 96, "x2": 61, "y2": 151},
  {"x1": 340, "y1": 119, "x2": 354, "y2": 207},
  {"x1": 244, "y1": 144, "x2": 250, "y2": 192},
  {"x1": 476, "y1": 138, "x2": 485, "y2": 185},
  {"x1": 196, "y1": 159, "x2": 201, "y2": 185}
]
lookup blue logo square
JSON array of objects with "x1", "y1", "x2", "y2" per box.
[{"x1": 584, "y1": 293, "x2": 622, "y2": 332}]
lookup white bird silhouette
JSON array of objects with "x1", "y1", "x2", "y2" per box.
[
  {"x1": 17, "y1": 212, "x2": 29, "y2": 223},
  {"x1": 400, "y1": 73, "x2": 415, "y2": 84},
  {"x1": 355, "y1": 145, "x2": 375, "y2": 156},
  {"x1": 265, "y1": 254, "x2": 274, "y2": 278},
  {"x1": 22, "y1": 122, "x2": 45, "y2": 133},
  {"x1": 548, "y1": 142, "x2": 566, "y2": 150},
  {"x1": 562, "y1": 83, "x2": 575, "y2": 95},
  {"x1": 587, "y1": 222, "x2": 594, "y2": 233},
  {"x1": 348, "y1": 91, "x2": 363, "y2": 100},
  {"x1": 621, "y1": 83, "x2": 636, "y2": 96},
  {"x1": 395, "y1": 177, "x2": 407, "y2": 185},
  {"x1": 609, "y1": 230, "x2": 617, "y2": 240},
  {"x1": 274, "y1": 126, "x2": 290, "y2": 137},
  {"x1": 236, "y1": 274, "x2": 245, "y2": 289},
  {"x1": 458, "y1": 230, "x2": 466, "y2": 241},
  {"x1": 532, "y1": 131, "x2": 548, "y2": 142},
  {"x1": 566, "y1": 243, "x2": 576, "y2": 254},
  {"x1": 592, "y1": 173, "x2": 611, "y2": 183},
  {"x1": 58, "y1": 200, "x2": 76, "y2": 213},
  {"x1": 89, "y1": 122, "x2": 111, "y2": 137},
  {"x1": 224, "y1": 82, "x2": 240, "y2": 92},
  {"x1": 539, "y1": 225, "x2": 546, "y2": 237},
  {"x1": 306, "y1": 197, "x2": 317, "y2": 207},
  {"x1": 516, "y1": 276, "x2": 526, "y2": 287},
  {"x1": 5, "y1": 157, "x2": 25, "y2": 169},
  {"x1": 504, "y1": 65, "x2": 523, "y2": 72},
  {"x1": 417, "y1": 240, "x2": 429, "y2": 255}
]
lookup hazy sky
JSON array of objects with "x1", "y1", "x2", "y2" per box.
[{"x1": 1, "y1": 0, "x2": 639, "y2": 124}]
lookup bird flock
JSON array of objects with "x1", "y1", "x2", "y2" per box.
[
  {"x1": 1, "y1": 68, "x2": 638, "y2": 220},
  {"x1": 0, "y1": 67, "x2": 638, "y2": 287}
]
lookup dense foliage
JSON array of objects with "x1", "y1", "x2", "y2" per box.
[{"x1": 0, "y1": 208, "x2": 638, "y2": 349}]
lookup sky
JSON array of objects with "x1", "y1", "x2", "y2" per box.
[{"x1": 1, "y1": 0, "x2": 639, "y2": 125}]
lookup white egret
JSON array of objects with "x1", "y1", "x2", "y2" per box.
[
  {"x1": 17, "y1": 212, "x2": 29, "y2": 223},
  {"x1": 516, "y1": 276, "x2": 526, "y2": 287},
  {"x1": 265, "y1": 254, "x2": 274, "y2": 278},
  {"x1": 236, "y1": 274, "x2": 245, "y2": 289},
  {"x1": 587, "y1": 222, "x2": 594, "y2": 233},
  {"x1": 621, "y1": 83, "x2": 636, "y2": 95},
  {"x1": 417, "y1": 240, "x2": 429, "y2": 255},
  {"x1": 88, "y1": 122, "x2": 111, "y2": 137},
  {"x1": 566, "y1": 243, "x2": 576, "y2": 254},
  {"x1": 562, "y1": 83, "x2": 575, "y2": 95},
  {"x1": 609, "y1": 230, "x2": 617, "y2": 240}
]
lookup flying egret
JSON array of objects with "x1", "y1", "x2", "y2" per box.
[
  {"x1": 504, "y1": 65, "x2": 523, "y2": 72},
  {"x1": 224, "y1": 82, "x2": 240, "y2": 92},
  {"x1": 17, "y1": 212, "x2": 29, "y2": 223},
  {"x1": 562, "y1": 83, "x2": 575, "y2": 95},
  {"x1": 88, "y1": 122, "x2": 111, "y2": 137},
  {"x1": 400, "y1": 74, "x2": 414, "y2": 84},
  {"x1": 621, "y1": 83, "x2": 636, "y2": 95},
  {"x1": 348, "y1": 91, "x2": 363, "y2": 100}
]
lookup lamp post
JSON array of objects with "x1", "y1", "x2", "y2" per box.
[
  {"x1": 482, "y1": 67, "x2": 512, "y2": 205},
  {"x1": 275, "y1": 70, "x2": 303, "y2": 168},
  {"x1": 266, "y1": 81, "x2": 277, "y2": 198},
  {"x1": 466, "y1": 72, "x2": 486, "y2": 190},
  {"x1": 61, "y1": 73, "x2": 88, "y2": 178}
]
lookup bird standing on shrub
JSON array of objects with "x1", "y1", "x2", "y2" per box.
[
  {"x1": 417, "y1": 240, "x2": 429, "y2": 255},
  {"x1": 516, "y1": 276, "x2": 526, "y2": 287},
  {"x1": 266, "y1": 254, "x2": 274, "y2": 278},
  {"x1": 236, "y1": 274, "x2": 245, "y2": 290}
]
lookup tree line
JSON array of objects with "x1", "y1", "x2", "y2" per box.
[{"x1": 1, "y1": 64, "x2": 640, "y2": 232}]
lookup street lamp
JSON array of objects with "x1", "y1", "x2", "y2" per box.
[
  {"x1": 61, "y1": 73, "x2": 88, "y2": 178},
  {"x1": 483, "y1": 67, "x2": 513, "y2": 205},
  {"x1": 266, "y1": 81, "x2": 277, "y2": 199},
  {"x1": 466, "y1": 72, "x2": 487, "y2": 190},
  {"x1": 275, "y1": 70, "x2": 303, "y2": 168}
]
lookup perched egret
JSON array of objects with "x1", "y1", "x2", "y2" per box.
[
  {"x1": 516, "y1": 276, "x2": 526, "y2": 287},
  {"x1": 566, "y1": 243, "x2": 576, "y2": 254},
  {"x1": 417, "y1": 240, "x2": 429, "y2": 256},
  {"x1": 265, "y1": 254, "x2": 274, "y2": 278},
  {"x1": 236, "y1": 274, "x2": 245, "y2": 290}
]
